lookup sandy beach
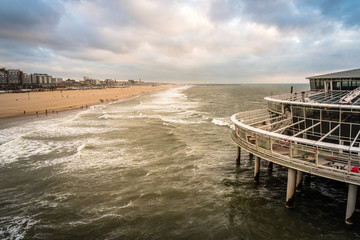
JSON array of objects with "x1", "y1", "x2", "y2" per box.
[{"x1": 0, "y1": 85, "x2": 177, "y2": 119}]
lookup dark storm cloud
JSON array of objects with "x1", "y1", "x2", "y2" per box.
[
  {"x1": 318, "y1": 0, "x2": 360, "y2": 27},
  {"x1": 0, "y1": 0, "x2": 359, "y2": 83},
  {"x1": 209, "y1": 0, "x2": 360, "y2": 30},
  {"x1": 0, "y1": 0, "x2": 61, "y2": 35}
]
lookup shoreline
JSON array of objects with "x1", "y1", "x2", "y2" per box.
[{"x1": 0, "y1": 85, "x2": 178, "y2": 120}]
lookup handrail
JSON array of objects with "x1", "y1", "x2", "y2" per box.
[
  {"x1": 231, "y1": 130, "x2": 360, "y2": 186},
  {"x1": 231, "y1": 112, "x2": 360, "y2": 153}
]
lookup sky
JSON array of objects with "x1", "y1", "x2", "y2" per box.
[{"x1": 0, "y1": 0, "x2": 360, "y2": 84}]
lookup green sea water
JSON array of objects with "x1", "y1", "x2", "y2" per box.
[{"x1": 1, "y1": 84, "x2": 359, "y2": 239}]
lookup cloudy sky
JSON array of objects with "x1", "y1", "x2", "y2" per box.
[{"x1": 0, "y1": 0, "x2": 359, "y2": 83}]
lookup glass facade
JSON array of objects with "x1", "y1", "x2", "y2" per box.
[
  {"x1": 309, "y1": 78, "x2": 360, "y2": 90},
  {"x1": 268, "y1": 101, "x2": 282, "y2": 113},
  {"x1": 291, "y1": 105, "x2": 360, "y2": 144}
]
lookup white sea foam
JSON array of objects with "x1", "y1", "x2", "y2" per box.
[
  {"x1": 159, "y1": 116, "x2": 203, "y2": 125},
  {"x1": 0, "y1": 216, "x2": 38, "y2": 240},
  {"x1": 98, "y1": 113, "x2": 144, "y2": 120},
  {"x1": 0, "y1": 137, "x2": 86, "y2": 166},
  {"x1": 61, "y1": 137, "x2": 132, "y2": 171},
  {"x1": 0, "y1": 117, "x2": 69, "y2": 146},
  {"x1": 211, "y1": 118, "x2": 235, "y2": 130},
  {"x1": 25, "y1": 126, "x2": 118, "y2": 139},
  {"x1": 133, "y1": 86, "x2": 196, "y2": 112},
  {"x1": 94, "y1": 86, "x2": 204, "y2": 126},
  {"x1": 118, "y1": 201, "x2": 133, "y2": 209}
]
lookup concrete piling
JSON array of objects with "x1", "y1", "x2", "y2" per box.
[
  {"x1": 236, "y1": 146, "x2": 241, "y2": 165},
  {"x1": 286, "y1": 168, "x2": 296, "y2": 208},
  {"x1": 345, "y1": 184, "x2": 358, "y2": 225},
  {"x1": 296, "y1": 171, "x2": 303, "y2": 193},
  {"x1": 254, "y1": 156, "x2": 260, "y2": 183}
]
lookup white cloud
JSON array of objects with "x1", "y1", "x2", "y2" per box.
[{"x1": 0, "y1": 0, "x2": 359, "y2": 83}]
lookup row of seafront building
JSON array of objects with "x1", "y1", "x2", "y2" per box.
[
  {"x1": 0, "y1": 68, "x2": 57, "y2": 87},
  {"x1": 0, "y1": 67, "x2": 144, "y2": 90}
]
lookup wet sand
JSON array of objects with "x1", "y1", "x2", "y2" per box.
[{"x1": 0, "y1": 85, "x2": 177, "y2": 119}]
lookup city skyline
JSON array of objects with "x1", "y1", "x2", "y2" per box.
[{"x1": 0, "y1": 0, "x2": 359, "y2": 84}]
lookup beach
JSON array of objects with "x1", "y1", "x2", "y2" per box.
[{"x1": 0, "y1": 85, "x2": 177, "y2": 119}]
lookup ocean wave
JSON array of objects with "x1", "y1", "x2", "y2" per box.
[
  {"x1": 25, "y1": 126, "x2": 118, "y2": 139},
  {"x1": 0, "y1": 137, "x2": 86, "y2": 166},
  {"x1": 211, "y1": 118, "x2": 235, "y2": 130},
  {"x1": 98, "y1": 113, "x2": 144, "y2": 120},
  {"x1": 0, "y1": 216, "x2": 38, "y2": 240},
  {"x1": 159, "y1": 116, "x2": 203, "y2": 125}
]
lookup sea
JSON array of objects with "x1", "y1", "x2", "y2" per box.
[{"x1": 0, "y1": 84, "x2": 359, "y2": 240}]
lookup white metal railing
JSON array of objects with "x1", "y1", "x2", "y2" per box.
[
  {"x1": 231, "y1": 110, "x2": 360, "y2": 176},
  {"x1": 268, "y1": 90, "x2": 320, "y2": 101},
  {"x1": 265, "y1": 90, "x2": 360, "y2": 110},
  {"x1": 339, "y1": 87, "x2": 360, "y2": 104}
]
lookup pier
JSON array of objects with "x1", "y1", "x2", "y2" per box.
[{"x1": 231, "y1": 68, "x2": 360, "y2": 224}]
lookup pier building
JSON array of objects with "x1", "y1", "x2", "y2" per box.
[{"x1": 231, "y1": 68, "x2": 360, "y2": 224}]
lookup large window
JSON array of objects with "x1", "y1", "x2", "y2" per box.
[
  {"x1": 341, "y1": 111, "x2": 360, "y2": 123},
  {"x1": 332, "y1": 81, "x2": 341, "y2": 90},
  {"x1": 292, "y1": 106, "x2": 304, "y2": 117},
  {"x1": 340, "y1": 124, "x2": 351, "y2": 138},
  {"x1": 315, "y1": 80, "x2": 323, "y2": 90},
  {"x1": 322, "y1": 109, "x2": 339, "y2": 121},
  {"x1": 310, "y1": 80, "x2": 316, "y2": 90},
  {"x1": 268, "y1": 101, "x2": 282, "y2": 113},
  {"x1": 305, "y1": 108, "x2": 320, "y2": 119}
]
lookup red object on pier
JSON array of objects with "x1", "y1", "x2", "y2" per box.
[{"x1": 351, "y1": 166, "x2": 359, "y2": 173}]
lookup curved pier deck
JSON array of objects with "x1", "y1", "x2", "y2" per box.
[{"x1": 231, "y1": 108, "x2": 360, "y2": 185}]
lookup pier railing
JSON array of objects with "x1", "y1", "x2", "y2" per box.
[
  {"x1": 264, "y1": 89, "x2": 360, "y2": 110},
  {"x1": 231, "y1": 109, "x2": 360, "y2": 184}
]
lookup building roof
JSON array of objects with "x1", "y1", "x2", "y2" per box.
[{"x1": 306, "y1": 68, "x2": 360, "y2": 79}]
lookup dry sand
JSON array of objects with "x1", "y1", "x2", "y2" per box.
[{"x1": 0, "y1": 85, "x2": 177, "y2": 119}]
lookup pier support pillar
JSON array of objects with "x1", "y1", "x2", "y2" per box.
[
  {"x1": 254, "y1": 156, "x2": 260, "y2": 183},
  {"x1": 296, "y1": 171, "x2": 303, "y2": 193},
  {"x1": 286, "y1": 168, "x2": 296, "y2": 208},
  {"x1": 267, "y1": 161, "x2": 273, "y2": 174},
  {"x1": 345, "y1": 184, "x2": 358, "y2": 225},
  {"x1": 236, "y1": 146, "x2": 241, "y2": 165}
]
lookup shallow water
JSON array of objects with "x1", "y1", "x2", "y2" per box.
[{"x1": 1, "y1": 85, "x2": 359, "y2": 239}]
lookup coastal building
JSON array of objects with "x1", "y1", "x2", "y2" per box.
[
  {"x1": 52, "y1": 78, "x2": 63, "y2": 84},
  {"x1": 83, "y1": 77, "x2": 100, "y2": 85},
  {"x1": 32, "y1": 73, "x2": 52, "y2": 85},
  {"x1": 65, "y1": 79, "x2": 77, "y2": 85},
  {"x1": 7, "y1": 69, "x2": 24, "y2": 85},
  {"x1": 127, "y1": 79, "x2": 143, "y2": 85},
  {"x1": 24, "y1": 73, "x2": 32, "y2": 85},
  {"x1": 0, "y1": 68, "x2": 8, "y2": 85},
  {"x1": 105, "y1": 79, "x2": 115, "y2": 86},
  {"x1": 0, "y1": 68, "x2": 28, "y2": 87},
  {"x1": 231, "y1": 68, "x2": 360, "y2": 224},
  {"x1": 0, "y1": 68, "x2": 59, "y2": 87}
]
